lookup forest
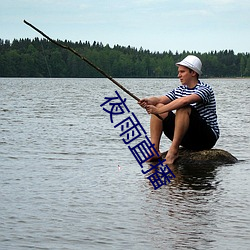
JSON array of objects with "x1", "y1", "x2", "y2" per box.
[{"x1": 0, "y1": 38, "x2": 250, "y2": 78}]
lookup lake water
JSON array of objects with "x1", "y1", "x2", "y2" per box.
[{"x1": 0, "y1": 78, "x2": 250, "y2": 250}]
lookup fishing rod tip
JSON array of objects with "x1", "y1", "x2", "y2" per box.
[{"x1": 23, "y1": 20, "x2": 30, "y2": 25}]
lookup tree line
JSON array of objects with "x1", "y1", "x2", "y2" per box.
[{"x1": 0, "y1": 38, "x2": 250, "y2": 78}]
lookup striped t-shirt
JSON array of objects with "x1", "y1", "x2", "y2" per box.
[{"x1": 166, "y1": 80, "x2": 220, "y2": 139}]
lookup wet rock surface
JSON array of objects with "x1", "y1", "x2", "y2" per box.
[{"x1": 161, "y1": 148, "x2": 238, "y2": 166}]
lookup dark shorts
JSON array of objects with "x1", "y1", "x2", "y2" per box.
[{"x1": 162, "y1": 107, "x2": 217, "y2": 150}]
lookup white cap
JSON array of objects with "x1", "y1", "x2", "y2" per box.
[{"x1": 176, "y1": 55, "x2": 202, "y2": 75}]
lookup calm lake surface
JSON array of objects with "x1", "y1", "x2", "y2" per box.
[{"x1": 1, "y1": 78, "x2": 250, "y2": 250}]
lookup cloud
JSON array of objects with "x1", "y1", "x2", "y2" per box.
[
  {"x1": 1, "y1": 0, "x2": 250, "y2": 53},
  {"x1": 134, "y1": 0, "x2": 168, "y2": 5},
  {"x1": 79, "y1": 3, "x2": 89, "y2": 10},
  {"x1": 206, "y1": 0, "x2": 237, "y2": 4},
  {"x1": 196, "y1": 0, "x2": 250, "y2": 10}
]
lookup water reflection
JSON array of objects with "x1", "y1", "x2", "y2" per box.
[
  {"x1": 144, "y1": 161, "x2": 219, "y2": 191},
  {"x1": 172, "y1": 163, "x2": 219, "y2": 191},
  {"x1": 143, "y1": 162, "x2": 220, "y2": 249}
]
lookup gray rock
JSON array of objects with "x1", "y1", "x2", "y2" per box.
[{"x1": 161, "y1": 148, "x2": 238, "y2": 166}]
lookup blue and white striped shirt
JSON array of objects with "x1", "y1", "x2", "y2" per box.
[{"x1": 166, "y1": 80, "x2": 220, "y2": 139}]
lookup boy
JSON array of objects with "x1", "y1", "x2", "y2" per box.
[{"x1": 139, "y1": 55, "x2": 219, "y2": 164}]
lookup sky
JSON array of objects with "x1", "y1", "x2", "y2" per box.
[{"x1": 1, "y1": 0, "x2": 250, "y2": 53}]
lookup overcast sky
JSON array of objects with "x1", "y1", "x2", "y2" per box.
[{"x1": 1, "y1": 0, "x2": 250, "y2": 53}]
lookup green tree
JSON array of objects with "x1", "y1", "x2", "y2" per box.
[{"x1": 244, "y1": 56, "x2": 250, "y2": 76}]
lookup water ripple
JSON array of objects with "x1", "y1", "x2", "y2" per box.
[{"x1": 0, "y1": 78, "x2": 250, "y2": 249}]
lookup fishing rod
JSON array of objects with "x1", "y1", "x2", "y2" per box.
[{"x1": 23, "y1": 20, "x2": 163, "y2": 120}]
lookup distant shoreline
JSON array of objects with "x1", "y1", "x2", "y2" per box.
[{"x1": 1, "y1": 38, "x2": 250, "y2": 78}]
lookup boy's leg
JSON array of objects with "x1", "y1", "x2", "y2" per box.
[
  {"x1": 165, "y1": 106, "x2": 191, "y2": 164},
  {"x1": 149, "y1": 104, "x2": 169, "y2": 160},
  {"x1": 180, "y1": 107, "x2": 217, "y2": 150}
]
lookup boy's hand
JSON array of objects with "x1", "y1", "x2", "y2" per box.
[{"x1": 146, "y1": 105, "x2": 159, "y2": 115}]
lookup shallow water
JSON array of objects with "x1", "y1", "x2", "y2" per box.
[{"x1": 0, "y1": 78, "x2": 250, "y2": 249}]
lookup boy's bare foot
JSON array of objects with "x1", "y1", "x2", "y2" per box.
[
  {"x1": 146, "y1": 151, "x2": 161, "y2": 162},
  {"x1": 165, "y1": 149, "x2": 179, "y2": 164}
]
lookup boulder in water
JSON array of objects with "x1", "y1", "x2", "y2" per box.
[{"x1": 161, "y1": 148, "x2": 238, "y2": 166}]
